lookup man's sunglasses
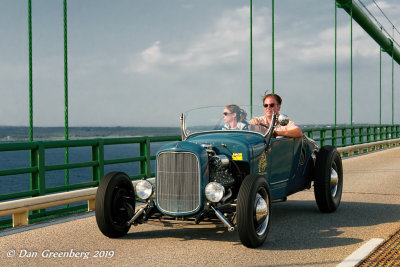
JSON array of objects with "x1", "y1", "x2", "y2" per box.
[
  {"x1": 223, "y1": 112, "x2": 232, "y2": 116},
  {"x1": 263, "y1": 103, "x2": 276, "y2": 108}
]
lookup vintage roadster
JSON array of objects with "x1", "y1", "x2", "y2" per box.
[{"x1": 95, "y1": 106, "x2": 343, "y2": 248}]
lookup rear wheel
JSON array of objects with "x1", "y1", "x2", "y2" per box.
[
  {"x1": 314, "y1": 146, "x2": 343, "y2": 213},
  {"x1": 237, "y1": 174, "x2": 271, "y2": 248},
  {"x1": 95, "y1": 172, "x2": 136, "y2": 237}
]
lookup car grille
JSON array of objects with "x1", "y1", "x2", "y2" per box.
[{"x1": 156, "y1": 152, "x2": 201, "y2": 214}]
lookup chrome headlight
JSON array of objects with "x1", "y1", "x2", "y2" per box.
[
  {"x1": 135, "y1": 180, "x2": 153, "y2": 200},
  {"x1": 205, "y1": 182, "x2": 225, "y2": 203}
]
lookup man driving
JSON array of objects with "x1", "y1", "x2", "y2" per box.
[{"x1": 249, "y1": 93, "x2": 303, "y2": 138}]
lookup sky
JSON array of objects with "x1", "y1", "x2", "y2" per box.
[{"x1": 0, "y1": 0, "x2": 400, "y2": 127}]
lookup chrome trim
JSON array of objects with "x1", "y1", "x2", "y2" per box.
[
  {"x1": 278, "y1": 114, "x2": 289, "y2": 126},
  {"x1": 330, "y1": 168, "x2": 339, "y2": 197},
  {"x1": 127, "y1": 207, "x2": 146, "y2": 226},
  {"x1": 270, "y1": 179, "x2": 289, "y2": 186},
  {"x1": 255, "y1": 193, "x2": 269, "y2": 236},
  {"x1": 211, "y1": 206, "x2": 235, "y2": 232},
  {"x1": 185, "y1": 130, "x2": 266, "y2": 139},
  {"x1": 180, "y1": 113, "x2": 187, "y2": 141},
  {"x1": 156, "y1": 151, "x2": 202, "y2": 215}
]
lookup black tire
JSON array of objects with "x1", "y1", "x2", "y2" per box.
[
  {"x1": 95, "y1": 172, "x2": 136, "y2": 237},
  {"x1": 237, "y1": 174, "x2": 271, "y2": 248},
  {"x1": 314, "y1": 146, "x2": 343, "y2": 213}
]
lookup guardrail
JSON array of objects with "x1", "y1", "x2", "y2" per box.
[
  {"x1": 302, "y1": 124, "x2": 400, "y2": 147},
  {"x1": 0, "y1": 178, "x2": 155, "y2": 227},
  {"x1": 0, "y1": 135, "x2": 180, "y2": 229}
]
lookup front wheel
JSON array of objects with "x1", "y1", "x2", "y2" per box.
[
  {"x1": 237, "y1": 174, "x2": 271, "y2": 248},
  {"x1": 95, "y1": 172, "x2": 136, "y2": 237},
  {"x1": 314, "y1": 146, "x2": 343, "y2": 213}
]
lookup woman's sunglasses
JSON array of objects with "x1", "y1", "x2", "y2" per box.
[
  {"x1": 263, "y1": 103, "x2": 275, "y2": 108},
  {"x1": 223, "y1": 112, "x2": 232, "y2": 116}
]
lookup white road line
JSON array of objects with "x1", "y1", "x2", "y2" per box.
[
  {"x1": 337, "y1": 238, "x2": 385, "y2": 267},
  {"x1": 0, "y1": 212, "x2": 94, "y2": 237}
]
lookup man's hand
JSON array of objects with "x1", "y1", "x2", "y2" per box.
[{"x1": 249, "y1": 118, "x2": 260, "y2": 125}]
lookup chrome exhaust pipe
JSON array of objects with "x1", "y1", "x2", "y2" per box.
[{"x1": 211, "y1": 206, "x2": 235, "y2": 232}]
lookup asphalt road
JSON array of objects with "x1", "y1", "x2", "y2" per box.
[{"x1": 1, "y1": 147, "x2": 400, "y2": 267}]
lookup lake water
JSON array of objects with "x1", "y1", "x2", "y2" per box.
[{"x1": 0, "y1": 142, "x2": 168, "y2": 196}]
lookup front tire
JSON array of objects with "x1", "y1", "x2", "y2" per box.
[
  {"x1": 314, "y1": 146, "x2": 343, "y2": 213},
  {"x1": 237, "y1": 174, "x2": 271, "y2": 248},
  {"x1": 95, "y1": 172, "x2": 136, "y2": 237}
]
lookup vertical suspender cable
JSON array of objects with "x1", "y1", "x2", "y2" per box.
[
  {"x1": 380, "y1": 27, "x2": 382, "y2": 125},
  {"x1": 28, "y1": 0, "x2": 33, "y2": 142},
  {"x1": 335, "y1": 2, "x2": 337, "y2": 128},
  {"x1": 250, "y1": 0, "x2": 253, "y2": 117},
  {"x1": 28, "y1": 0, "x2": 36, "y2": 199},
  {"x1": 392, "y1": 26, "x2": 394, "y2": 125},
  {"x1": 350, "y1": 7, "x2": 353, "y2": 127},
  {"x1": 64, "y1": 0, "x2": 69, "y2": 187},
  {"x1": 272, "y1": 0, "x2": 275, "y2": 93}
]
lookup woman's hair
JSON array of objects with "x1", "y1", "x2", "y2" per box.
[{"x1": 226, "y1": 104, "x2": 247, "y2": 122}]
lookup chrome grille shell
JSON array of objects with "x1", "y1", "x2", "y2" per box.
[{"x1": 156, "y1": 151, "x2": 201, "y2": 215}]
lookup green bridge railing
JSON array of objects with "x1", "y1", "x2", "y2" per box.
[
  {"x1": 0, "y1": 124, "x2": 399, "y2": 229},
  {"x1": 304, "y1": 124, "x2": 400, "y2": 147}
]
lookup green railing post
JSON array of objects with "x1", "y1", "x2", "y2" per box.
[
  {"x1": 367, "y1": 127, "x2": 371, "y2": 143},
  {"x1": 320, "y1": 129, "x2": 326, "y2": 147},
  {"x1": 307, "y1": 130, "x2": 313, "y2": 139},
  {"x1": 332, "y1": 128, "x2": 337, "y2": 147},
  {"x1": 30, "y1": 143, "x2": 39, "y2": 195},
  {"x1": 92, "y1": 139, "x2": 104, "y2": 182},
  {"x1": 29, "y1": 142, "x2": 45, "y2": 214},
  {"x1": 386, "y1": 126, "x2": 390, "y2": 140},
  {"x1": 37, "y1": 142, "x2": 46, "y2": 196},
  {"x1": 342, "y1": 128, "x2": 347, "y2": 147},
  {"x1": 358, "y1": 127, "x2": 363, "y2": 144},
  {"x1": 351, "y1": 127, "x2": 356, "y2": 145},
  {"x1": 30, "y1": 142, "x2": 45, "y2": 198},
  {"x1": 140, "y1": 137, "x2": 151, "y2": 179}
]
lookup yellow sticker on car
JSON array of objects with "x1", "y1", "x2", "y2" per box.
[{"x1": 232, "y1": 153, "x2": 242, "y2": 160}]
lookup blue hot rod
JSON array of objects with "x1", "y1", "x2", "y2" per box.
[{"x1": 95, "y1": 106, "x2": 343, "y2": 248}]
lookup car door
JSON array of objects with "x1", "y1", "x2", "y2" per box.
[{"x1": 268, "y1": 137, "x2": 294, "y2": 199}]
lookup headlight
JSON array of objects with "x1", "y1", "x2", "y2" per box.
[
  {"x1": 135, "y1": 180, "x2": 153, "y2": 200},
  {"x1": 205, "y1": 182, "x2": 225, "y2": 203}
]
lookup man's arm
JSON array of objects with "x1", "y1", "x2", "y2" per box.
[
  {"x1": 274, "y1": 120, "x2": 303, "y2": 138},
  {"x1": 274, "y1": 127, "x2": 303, "y2": 138}
]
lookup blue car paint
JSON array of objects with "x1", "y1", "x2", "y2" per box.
[{"x1": 155, "y1": 131, "x2": 316, "y2": 215}]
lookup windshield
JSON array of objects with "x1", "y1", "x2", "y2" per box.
[{"x1": 183, "y1": 105, "x2": 268, "y2": 136}]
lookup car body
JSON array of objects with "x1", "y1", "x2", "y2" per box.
[{"x1": 95, "y1": 106, "x2": 343, "y2": 248}]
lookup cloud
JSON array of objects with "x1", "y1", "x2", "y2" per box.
[
  {"x1": 126, "y1": 6, "x2": 270, "y2": 74},
  {"x1": 134, "y1": 41, "x2": 162, "y2": 73}
]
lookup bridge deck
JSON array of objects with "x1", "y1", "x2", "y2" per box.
[{"x1": 1, "y1": 147, "x2": 400, "y2": 266}]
